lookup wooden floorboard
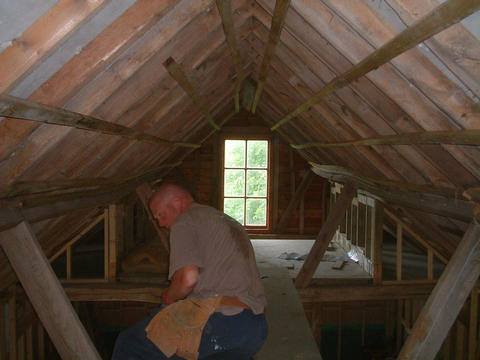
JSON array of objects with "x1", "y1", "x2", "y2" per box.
[{"x1": 255, "y1": 262, "x2": 322, "y2": 359}]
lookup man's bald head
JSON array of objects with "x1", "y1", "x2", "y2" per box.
[{"x1": 149, "y1": 184, "x2": 194, "y2": 229}]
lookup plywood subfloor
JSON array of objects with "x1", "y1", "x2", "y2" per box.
[{"x1": 252, "y1": 239, "x2": 372, "y2": 280}]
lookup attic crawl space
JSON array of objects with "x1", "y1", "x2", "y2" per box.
[{"x1": 0, "y1": 0, "x2": 480, "y2": 359}]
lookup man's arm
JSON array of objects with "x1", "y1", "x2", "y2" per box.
[{"x1": 163, "y1": 265, "x2": 199, "y2": 304}]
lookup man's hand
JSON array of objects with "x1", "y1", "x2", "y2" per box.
[{"x1": 163, "y1": 265, "x2": 199, "y2": 304}]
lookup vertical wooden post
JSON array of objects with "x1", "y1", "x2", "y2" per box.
[
  {"x1": 37, "y1": 322, "x2": 44, "y2": 360},
  {"x1": 337, "y1": 306, "x2": 342, "y2": 360},
  {"x1": 397, "y1": 223, "x2": 403, "y2": 281},
  {"x1": 8, "y1": 291, "x2": 16, "y2": 360},
  {"x1": 398, "y1": 220, "x2": 480, "y2": 359},
  {"x1": 428, "y1": 248, "x2": 434, "y2": 281},
  {"x1": 366, "y1": 205, "x2": 372, "y2": 259},
  {"x1": 469, "y1": 288, "x2": 479, "y2": 360},
  {"x1": 0, "y1": 299, "x2": 5, "y2": 360},
  {"x1": 396, "y1": 299, "x2": 403, "y2": 352},
  {"x1": 26, "y1": 324, "x2": 33, "y2": 360},
  {"x1": 66, "y1": 246, "x2": 72, "y2": 280},
  {"x1": 352, "y1": 199, "x2": 358, "y2": 246},
  {"x1": 373, "y1": 201, "x2": 384, "y2": 285},
  {"x1": 299, "y1": 196, "x2": 305, "y2": 234},
  {"x1": 123, "y1": 194, "x2": 136, "y2": 254},
  {"x1": 17, "y1": 334, "x2": 25, "y2": 360},
  {"x1": 106, "y1": 204, "x2": 123, "y2": 282},
  {"x1": 456, "y1": 321, "x2": 466, "y2": 359},
  {"x1": 0, "y1": 221, "x2": 101, "y2": 359},
  {"x1": 358, "y1": 201, "x2": 366, "y2": 248},
  {"x1": 272, "y1": 135, "x2": 280, "y2": 229}
]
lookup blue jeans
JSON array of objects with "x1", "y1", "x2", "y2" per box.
[{"x1": 112, "y1": 307, "x2": 268, "y2": 360}]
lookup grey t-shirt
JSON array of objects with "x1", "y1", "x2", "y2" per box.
[{"x1": 169, "y1": 203, "x2": 266, "y2": 315}]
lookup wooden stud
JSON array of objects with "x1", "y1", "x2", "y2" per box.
[
  {"x1": 291, "y1": 130, "x2": 480, "y2": 149},
  {"x1": 398, "y1": 220, "x2": 480, "y2": 359},
  {"x1": 8, "y1": 291, "x2": 15, "y2": 360},
  {"x1": 397, "y1": 300, "x2": 403, "y2": 352},
  {"x1": 0, "y1": 299, "x2": 5, "y2": 360},
  {"x1": 216, "y1": 0, "x2": 244, "y2": 112},
  {"x1": 163, "y1": 57, "x2": 220, "y2": 130},
  {"x1": 26, "y1": 324, "x2": 33, "y2": 360},
  {"x1": 373, "y1": 201, "x2": 384, "y2": 285},
  {"x1": 37, "y1": 322, "x2": 44, "y2": 360},
  {"x1": 272, "y1": 135, "x2": 280, "y2": 229},
  {"x1": 106, "y1": 204, "x2": 123, "y2": 282},
  {"x1": 271, "y1": 0, "x2": 480, "y2": 130},
  {"x1": 251, "y1": 0, "x2": 291, "y2": 113},
  {"x1": 456, "y1": 321, "x2": 467, "y2": 359},
  {"x1": 0, "y1": 221, "x2": 101, "y2": 359},
  {"x1": 275, "y1": 170, "x2": 315, "y2": 233},
  {"x1": 366, "y1": 205, "x2": 372, "y2": 259},
  {"x1": 386, "y1": 208, "x2": 449, "y2": 265},
  {"x1": 17, "y1": 334, "x2": 25, "y2": 360},
  {"x1": 66, "y1": 247, "x2": 72, "y2": 281},
  {"x1": 0, "y1": 95, "x2": 199, "y2": 148},
  {"x1": 136, "y1": 183, "x2": 170, "y2": 252},
  {"x1": 295, "y1": 184, "x2": 356, "y2": 288},
  {"x1": 469, "y1": 289, "x2": 479, "y2": 360},
  {"x1": 397, "y1": 223, "x2": 403, "y2": 281},
  {"x1": 427, "y1": 249, "x2": 434, "y2": 281}
]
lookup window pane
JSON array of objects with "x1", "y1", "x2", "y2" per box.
[
  {"x1": 224, "y1": 169, "x2": 245, "y2": 196},
  {"x1": 246, "y1": 170, "x2": 267, "y2": 196},
  {"x1": 247, "y1": 140, "x2": 267, "y2": 168},
  {"x1": 224, "y1": 198, "x2": 244, "y2": 225},
  {"x1": 225, "y1": 140, "x2": 245, "y2": 168},
  {"x1": 246, "y1": 199, "x2": 266, "y2": 226}
]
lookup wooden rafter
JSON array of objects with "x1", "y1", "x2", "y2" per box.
[
  {"x1": 0, "y1": 220, "x2": 101, "y2": 359},
  {"x1": 295, "y1": 184, "x2": 356, "y2": 288},
  {"x1": 163, "y1": 57, "x2": 220, "y2": 130},
  {"x1": 0, "y1": 162, "x2": 181, "y2": 201},
  {"x1": 216, "y1": 0, "x2": 244, "y2": 112},
  {"x1": 398, "y1": 220, "x2": 480, "y2": 359},
  {"x1": 251, "y1": 0, "x2": 291, "y2": 113},
  {"x1": 0, "y1": 95, "x2": 199, "y2": 148},
  {"x1": 0, "y1": 0, "x2": 107, "y2": 93},
  {"x1": 270, "y1": 0, "x2": 480, "y2": 130},
  {"x1": 310, "y1": 162, "x2": 476, "y2": 221},
  {"x1": 291, "y1": 130, "x2": 480, "y2": 149}
]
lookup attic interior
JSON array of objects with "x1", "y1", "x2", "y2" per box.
[{"x1": 0, "y1": 0, "x2": 480, "y2": 359}]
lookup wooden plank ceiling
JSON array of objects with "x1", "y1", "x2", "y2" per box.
[{"x1": 0, "y1": 0, "x2": 479, "y2": 291}]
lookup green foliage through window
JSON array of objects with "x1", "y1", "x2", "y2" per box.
[{"x1": 223, "y1": 139, "x2": 268, "y2": 227}]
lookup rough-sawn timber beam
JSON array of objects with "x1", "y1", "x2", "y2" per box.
[
  {"x1": 0, "y1": 162, "x2": 181, "y2": 201},
  {"x1": 310, "y1": 162, "x2": 476, "y2": 221},
  {"x1": 275, "y1": 169, "x2": 314, "y2": 233},
  {"x1": 0, "y1": 220, "x2": 101, "y2": 359},
  {"x1": 291, "y1": 130, "x2": 480, "y2": 149},
  {"x1": 216, "y1": 0, "x2": 244, "y2": 112},
  {"x1": 299, "y1": 283, "x2": 435, "y2": 302},
  {"x1": 163, "y1": 57, "x2": 220, "y2": 130},
  {"x1": 251, "y1": 0, "x2": 291, "y2": 114},
  {"x1": 398, "y1": 220, "x2": 480, "y2": 359},
  {"x1": 0, "y1": 95, "x2": 199, "y2": 148},
  {"x1": 64, "y1": 283, "x2": 166, "y2": 303},
  {"x1": 271, "y1": 0, "x2": 480, "y2": 130},
  {"x1": 295, "y1": 184, "x2": 356, "y2": 288}
]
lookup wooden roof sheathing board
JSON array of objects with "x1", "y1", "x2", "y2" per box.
[{"x1": 0, "y1": 0, "x2": 479, "y2": 291}]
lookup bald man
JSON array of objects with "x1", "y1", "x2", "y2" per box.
[{"x1": 112, "y1": 184, "x2": 267, "y2": 360}]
